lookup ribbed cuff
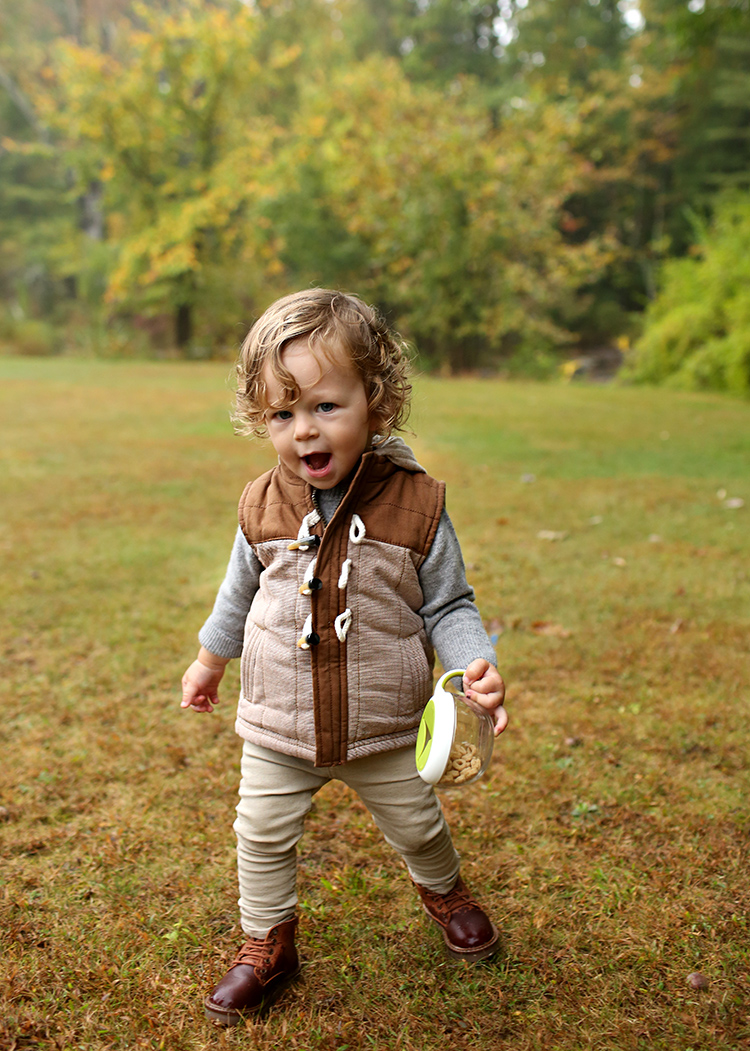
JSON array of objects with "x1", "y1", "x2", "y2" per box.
[
  {"x1": 433, "y1": 620, "x2": 496, "y2": 676},
  {"x1": 198, "y1": 624, "x2": 244, "y2": 661}
]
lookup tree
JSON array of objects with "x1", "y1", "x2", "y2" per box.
[
  {"x1": 0, "y1": 2, "x2": 73, "y2": 341},
  {"x1": 344, "y1": 0, "x2": 508, "y2": 85},
  {"x1": 503, "y1": 0, "x2": 630, "y2": 88},
  {"x1": 636, "y1": 0, "x2": 750, "y2": 214},
  {"x1": 274, "y1": 58, "x2": 607, "y2": 371},
  {"x1": 0, "y1": 0, "x2": 183, "y2": 346},
  {"x1": 9, "y1": 0, "x2": 746, "y2": 366},
  {"x1": 38, "y1": 0, "x2": 300, "y2": 350}
]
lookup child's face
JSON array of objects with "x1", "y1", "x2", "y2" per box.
[{"x1": 262, "y1": 338, "x2": 376, "y2": 489}]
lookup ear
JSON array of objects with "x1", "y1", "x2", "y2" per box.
[{"x1": 368, "y1": 412, "x2": 389, "y2": 445}]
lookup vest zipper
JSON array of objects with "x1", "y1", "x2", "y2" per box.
[{"x1": 310, "y1": 487, "x2": 323, "y2": 522}]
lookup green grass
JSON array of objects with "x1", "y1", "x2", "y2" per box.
[{"x1": 2, "y1": 359, "x2": 749, "y2": 1050}]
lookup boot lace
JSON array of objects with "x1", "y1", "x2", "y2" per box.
[
  {"x1": 233, "y1": 930, "x2": 278, "y2": 971},
  {"x1": 423, "y1": 878, "x2": 479, "y2": 921}
]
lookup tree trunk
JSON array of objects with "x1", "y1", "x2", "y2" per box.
[
  {"x1": 175, "y1": 303, "x2": 192, "y2": 349},
  {"x1": 79, "y1": 181, "x2": 104, "y2": 241}
]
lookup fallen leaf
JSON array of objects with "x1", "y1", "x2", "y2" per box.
[
  {"x1": 537, "y1": 530, "x2": 568, "y2": 541},
  {"x1": 531, "y1": 621, "x2": 572, "y2": 638},
  {"x1": 723, "y1": 497, "x2": 744, "y2": 509}
]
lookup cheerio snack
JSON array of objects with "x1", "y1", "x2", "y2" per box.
[
  {"x1": 440, "y1": 741, "x2": 484, "y2": 786},
  {"x1": 416, "y1": 670, "x2": 494, "y2": 788}
]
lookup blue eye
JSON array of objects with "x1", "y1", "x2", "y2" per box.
[
  {"x1": 274, "y1": 409, "x2": 293, "y2": 421},
  {"x1": 318, "y1": 402, "x2": 335, "y2": 413}
]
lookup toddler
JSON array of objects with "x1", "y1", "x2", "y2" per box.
[{"x1": 181, "y1": 289, "x2": 508, "y2": 1025}]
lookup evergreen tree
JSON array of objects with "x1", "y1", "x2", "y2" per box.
[{"x1": 503, "y1": 0, "x2": 629, "y2": 89}]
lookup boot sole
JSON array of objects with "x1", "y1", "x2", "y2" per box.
[
  {"x1": 443, "y1": 924, "x2": 499, "y2": 962},
  {"x1": 204, "y1": 965, "x2": 302, "y2": 1026}
]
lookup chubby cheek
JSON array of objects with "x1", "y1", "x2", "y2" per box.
[{"x1": 267, "y1": 422, "x2": 291, "y2": 451}]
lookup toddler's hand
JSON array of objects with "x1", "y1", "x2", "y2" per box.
[
  {"x1": 181, "y1": 658, "x2": 225, "y2": 713},
  {"x1": 463, "y1": 658, "x2": 508, "y2": 736}
]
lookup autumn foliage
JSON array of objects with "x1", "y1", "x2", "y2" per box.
[{"x1": 1, "y1": 0, "x2": 749, "y2": 383}]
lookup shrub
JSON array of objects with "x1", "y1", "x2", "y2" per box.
[
  {"x1": 624, "y1": 193, "x2": 750, "y2": 394},
  {"x1": 0, "y1": 318, "x2": 59, "y2": 357}
]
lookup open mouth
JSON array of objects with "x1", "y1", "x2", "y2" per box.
[{"x1": 303, "y1": 453, "x2": 332, "y2": 474}]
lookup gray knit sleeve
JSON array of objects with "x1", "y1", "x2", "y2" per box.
[
  {"x1": 419, "y1": 509, "x2": 497, "y2": 672},
  {"x1": 198, "y1": 527, "x2": 262, "y2": 659}
]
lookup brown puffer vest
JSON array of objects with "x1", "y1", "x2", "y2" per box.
[{"x1": 235, "y1": 445, "x2": 445, "y2": 766}]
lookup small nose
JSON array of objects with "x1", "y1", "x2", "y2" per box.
[{"x1": 294, "y1": 411, "x2": 318, "y2": 441}]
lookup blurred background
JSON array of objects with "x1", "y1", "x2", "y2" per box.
[{"x1": 1, "y1": 0, "x2": 749, "y2": 390}]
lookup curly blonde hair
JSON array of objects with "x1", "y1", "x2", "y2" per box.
[{"x1": 233, "y1": 289, "x2": 412, "y2": 440}]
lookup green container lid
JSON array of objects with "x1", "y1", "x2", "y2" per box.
[{"x1": 416, "y1": 670, "x2": 463, "y2": 784}]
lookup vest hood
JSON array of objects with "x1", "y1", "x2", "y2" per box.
[{"x1": 371, "y1": 436, "x2": 426, "y2": 474}]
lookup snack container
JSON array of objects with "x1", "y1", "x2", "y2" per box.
[{"x1": 416, "y1": 669, "x2": 495, "y2": 788}]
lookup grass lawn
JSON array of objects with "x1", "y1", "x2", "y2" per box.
[{"x1": 1, "y1": 357, "x2": 748, "y2": 1050}]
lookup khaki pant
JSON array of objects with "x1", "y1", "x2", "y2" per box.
[{"x1": 234, "y1": 740, "x2": 461, "y2": 937}]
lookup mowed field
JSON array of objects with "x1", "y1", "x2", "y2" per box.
[{"x1": 1, "y1": 357, "x2": 749, "y2": 1051}]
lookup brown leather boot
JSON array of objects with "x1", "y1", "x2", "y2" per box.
[
  {"x1": 204, "y1": 917, "x2": 300, "y2": 1025},
  {"x1": 414, "y1": 876, "x2": 499, "y2": 962}
]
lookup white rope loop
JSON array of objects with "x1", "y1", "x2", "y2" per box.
[
  {"x1": 289, "y1": 509, "x2": 322, "y2": 551},
  {"x1": 338, "y1": 558, "x2": 352, "y2": 590},
  {"x1": 334, "y1": 608, "x2": 353, "y2": 643},
  {"x1": 349, "y1": 514, "x2": 366, "y2": 545}
]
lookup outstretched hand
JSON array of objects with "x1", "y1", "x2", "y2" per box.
[
  {"x1": 181, "y1": 657, "x2": 226, "y2": 713},
  {"x1": 463, "y1": 658, "x2": 508, "y2": 736}
]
